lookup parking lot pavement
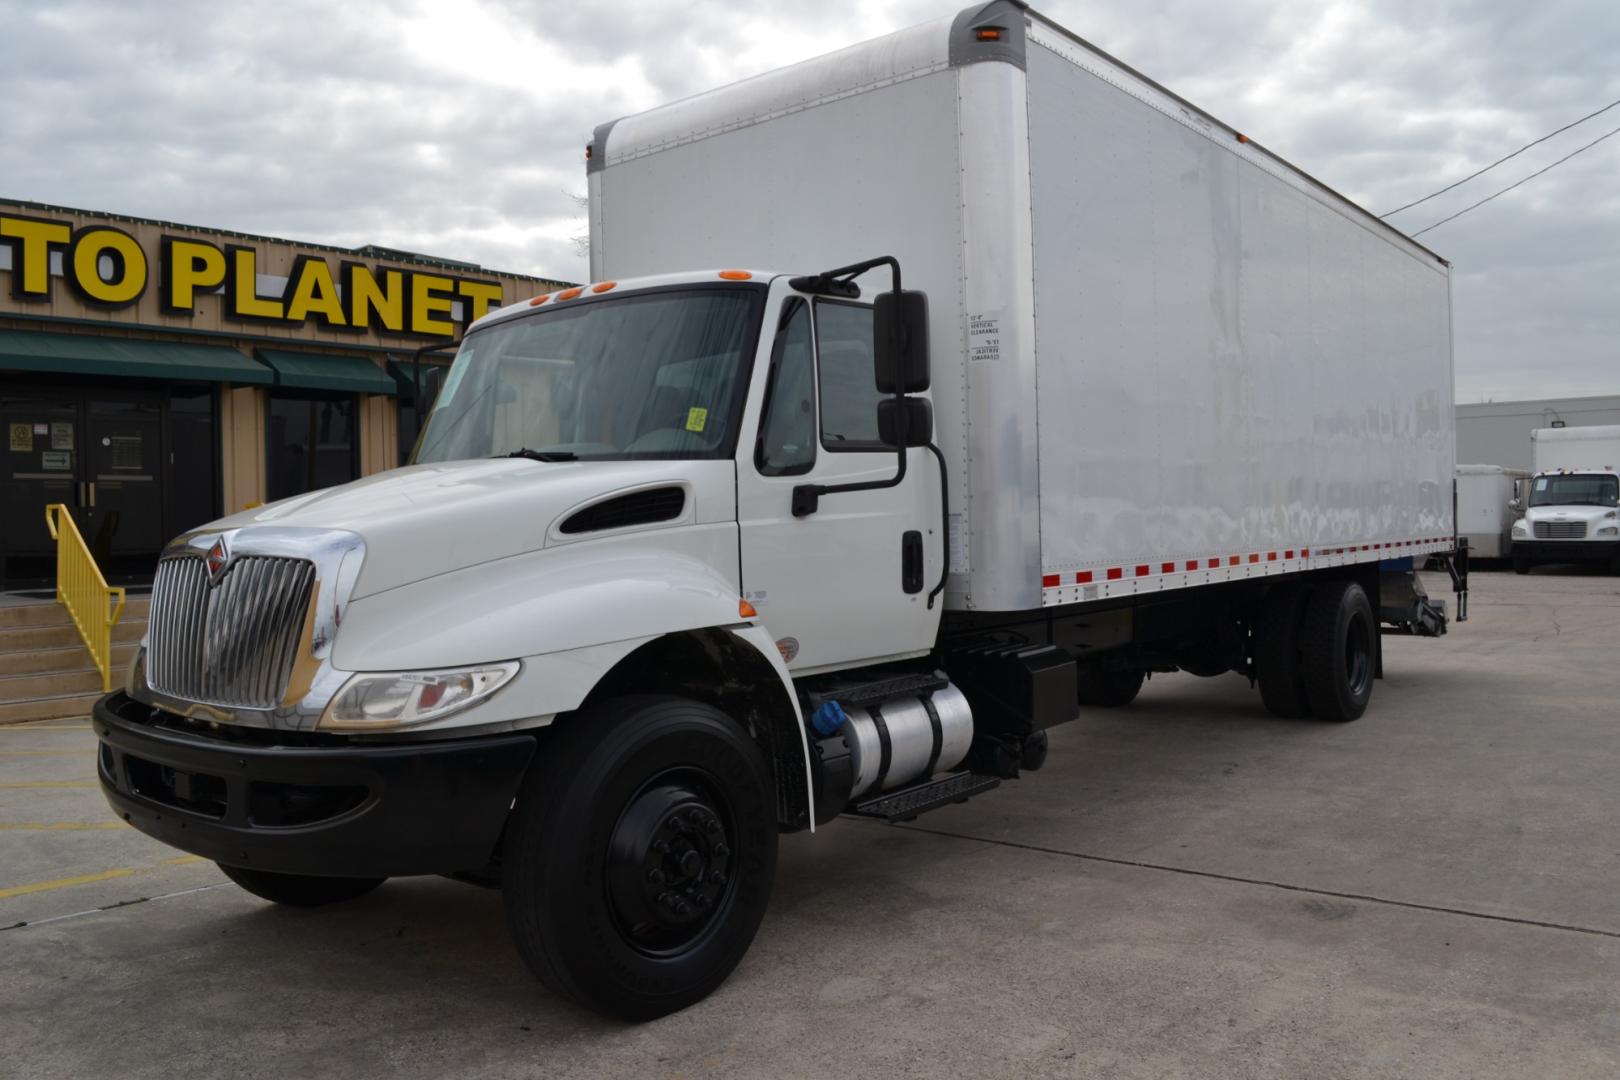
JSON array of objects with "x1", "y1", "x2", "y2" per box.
[{"x1": 4, "y1": 569, "x2": 1619, "y2": 1079}]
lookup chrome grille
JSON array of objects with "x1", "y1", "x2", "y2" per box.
[
  {"x1": 146, "y1": 554, "x2": 317, "y2": 709},
  {"x1": 1533, "y1": 522, "x2": 1586, "y2": 539}
]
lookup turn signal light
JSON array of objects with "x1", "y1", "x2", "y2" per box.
[
  {"x1": 976, "y1": 28, "x2": 1002, "y2": 41},
  {"x1": 739, "y1": 599, "x2": 758, "y2": 618}
]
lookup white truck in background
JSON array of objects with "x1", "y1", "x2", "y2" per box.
[
  {"x1": 1511, "y1": 425, "x2": 1620, "y2": 573},
  {"x1": 1456, "y1": 464, "x2": 1530, "y2": 560},
  {"x1": 95, "y1": 2, "x2": 1466, "y2": 1020}
]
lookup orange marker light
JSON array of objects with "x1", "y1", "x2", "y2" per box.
[
  {"x1": 591, "y1": 281, "x2": 617, "y2": 293},
  {"x1": 528, "y1": 293, "x2": 550, "y2": 306},
  {"x1": 739, "y1": 599, "x2": 758, "y2": 618},
  {"x1": 718, "y1": 270, "x2": 753, "y2": 280},
  {"x1": 976, "y1": 27, "x2": 1002, "y2": 41},
  {"x1": 556, "y1": 287, "x2": 583, "y2": 301}
]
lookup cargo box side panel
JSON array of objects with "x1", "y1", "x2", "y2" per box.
[
  {"x1": 592, "y1": 66, "x2": 972, "y2": 578},
  {"x1": 1025, "y1": 25, "x2": 1453, "y2": 598}
]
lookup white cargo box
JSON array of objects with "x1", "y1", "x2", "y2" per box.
[
  {"x1": 1455, "y1": 464, "x2": 1529, "y2": 559},
  {"x1": 1532, "y1": 425, "x2": 1620, "y2": 474},
  {"x1": 589, "y1": 1, "x2": 1456, "y2": 612}
]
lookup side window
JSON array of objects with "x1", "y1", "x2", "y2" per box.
[
  {"x1": 815, "y1": 300, "x2": 882, "y2": 449},
  {"x1": 756, "y1": 298, "x2": 816, "y2": 475}
]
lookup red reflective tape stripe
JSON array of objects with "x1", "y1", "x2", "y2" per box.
[
  {"x1": 1302, "y1": 548, "x2": 1310, "y2": 557},
  {"x1": 1076, "y1": 571, "x2": 1093, "y2": 584},
  {"x1": 1135, "y1": 565, "x2": 1150, "y2": 577},
  {"x1": 1184, "y1": 560, "x2": 1197, "y2": 572},
  {"x1": 1228, "y1": 555, "x2": 1240, "y2": 566},
  {"x1": 1267, "y1": 551, "x2": 1277, "y2": 561},
  {"x1": 1248, "y1": 553, "x2": 1260, "y2": 564},
  {"x1": 1162, "y1": 562, "x2": 1175, "y2": 574},
  {"x1": 1107, "y1": 567, "x2": 1123, "y2": 580},
  {"x1": 1285, "y1": 549, "x2": 1294, "y2": 558},
  {"x1": 1042, "y1": 573, "x2": 1060, "y2": 588},
  {"x1": 1362, "y1": 545, "x2": 1370, "y2": 551}
]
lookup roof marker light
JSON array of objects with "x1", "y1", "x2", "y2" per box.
[
  {"x1": 556, "y1": 287, "x2": 583, "y2": 301},
  {"x1": 976, "y1": 27, "x2": 1003, "y2": 41},
  {"x1": 528, "y1": 293, "x2": 550, "y2": 306},
  {"x1": 718, "y1": 270, "x2": 753, "y2": 280},
  {"x1": 591, "y1": 281, "x2": 617, "y2": 293}
]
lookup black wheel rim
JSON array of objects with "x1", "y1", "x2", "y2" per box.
[
  {"x1": 605, "y1": 769, "x2": 737, "y2": 959},
  {"x1": 1344, "y1": 610, "x2": 1373, "y2": 698}
]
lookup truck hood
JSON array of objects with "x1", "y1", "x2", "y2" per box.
[
  {"x1": 208, "y1": 458, "x2": 739, "y2": 599},
  {"x1": 1521, "y1": 505, "x2": 1619, "y2": 528}
]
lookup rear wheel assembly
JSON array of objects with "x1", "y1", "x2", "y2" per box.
[
  {"x1": 1254, "y1": 585, "x2": 1311, "y2": 719},
  {"x1": 1299, "y1": 580, "x2": 1376, "y2": 722}
]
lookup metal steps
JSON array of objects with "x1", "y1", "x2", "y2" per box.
[{"x1": 845, "y1": 771, "x2": 1002, "y2": 823}]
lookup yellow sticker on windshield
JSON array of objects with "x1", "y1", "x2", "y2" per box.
[{"x1": 685, "y1": 407, "x2": 708, "y2": 433}]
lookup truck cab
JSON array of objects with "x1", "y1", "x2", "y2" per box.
[{"x1": 1510, "y1": 425, "x2": 1620, "y2": 573}]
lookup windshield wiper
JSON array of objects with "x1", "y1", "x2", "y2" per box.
[{"x1": 504, "y1": 448, "x2": 578, "y2": 462}]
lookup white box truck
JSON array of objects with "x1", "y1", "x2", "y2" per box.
[
  {"x1": 1510, "y1": 425, "x2": 1620, "y2": 572},
  {"x1": 1456, "y1": 464, "x2": 1530, "y2": 559},
  {"x1": 95, "y1": 2, "x2": 1465, "y2": 1019}
]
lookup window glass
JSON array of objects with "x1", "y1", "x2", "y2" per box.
[
  {"x1": 1529, "y1": 474, "x2": 1618, "y2": 507},
  {"x1": 267, "y1": 391, "x2": 357, "y2": 501},
  {"x1": 756, "y1": 299, "x2": 816, "y2": 475},
  {"x1": 413, "y1": 288, "x2": 761, "y2": 464},
  {"x1": 815, "y1": 301, "x2": 881, "y2": 448},
  {"x1": 397, "y1": 363, "x2": 449, "y2": 466}
]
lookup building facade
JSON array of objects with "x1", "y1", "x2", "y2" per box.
[
  {"x1": 1457, "y1": 395, "x2": 1620, "y2": 473},
  {"x1": 1, "y1": 199, "x2": 568, "y2": 588}
]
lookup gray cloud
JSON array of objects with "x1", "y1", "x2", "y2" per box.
[{"x1": 2, "y1": 0, "x2": 1615, "y2": 401}]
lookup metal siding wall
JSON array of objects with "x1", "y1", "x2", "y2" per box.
[{"x1": 1026, "y1": 40, "x2": 1453, "y2": 577}]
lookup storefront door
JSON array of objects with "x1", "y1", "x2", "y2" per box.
[{"x1": 1, "y1": 383, "x2": 213, "y2": 589}]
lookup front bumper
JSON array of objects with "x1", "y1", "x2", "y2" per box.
[
  {"x1": 95, "y1": 691, "x2": 536, "y2": 878},
  {"x1": 1512, "y1": 540, "x2": 1618, "y2": 564}
]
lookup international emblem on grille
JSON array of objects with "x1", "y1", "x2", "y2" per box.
[{"x1": 205, "y1": 537, "x2": 230, "y2": 583}]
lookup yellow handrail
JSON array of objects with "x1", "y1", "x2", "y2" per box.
[{"x1": 44, "y1": 504, "x2": 126, "y2": 693}]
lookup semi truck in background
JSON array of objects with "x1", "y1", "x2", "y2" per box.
[
  {"x1": 1456, "y1": 465, "x2": 1530, "y2": 560},
  {"x1": 1511, "y1": 425, "x2": 1620, "y2": 573},
  {"x1": 94, "y1": 2, "x2": 1465, "y2": 1020}
]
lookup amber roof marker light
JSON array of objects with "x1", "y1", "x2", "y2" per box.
[
  {"x1": 718, "y1": 270, "x2": 753, "y2": 280},
  {"x1": 556, "y1": 287, "x2": 584, "y2": 301},
  {"x1": 528, "y1": 293, "x2": 551, "y2": 307},
  {"x1": 590, "y1": 281, "x2": 617, "y2": 293}
]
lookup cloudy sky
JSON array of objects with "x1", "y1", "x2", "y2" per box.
[{"x1": 2, "y1": 0, "x2": 1616, "y2": 402}]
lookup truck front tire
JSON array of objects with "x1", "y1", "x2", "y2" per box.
[
  {"x1": 217, "y1": 865, "x2": 385, "y2": 907},
  {"x1": 502, "y1": 696, "x2": 777, "y2": 1021},
  {"x1": 1300, "y1": 581, "x2": 1376, "y2": 722}
]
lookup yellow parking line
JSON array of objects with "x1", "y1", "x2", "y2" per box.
[
  {"x1": 0, "y1": 822, "x2": 127, "y2": 831},
  {"x1": 0, "y1": 855, "x2": 206, "y2": 902},
  {"x1": 0, "y1": 780, "x2": 97, "y2": 789}
]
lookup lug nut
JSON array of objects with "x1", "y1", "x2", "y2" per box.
[
  {"x1": 647, "y1": 868, "x2": 665, "y2": 885},
  {"x1": 674, "y1": 900, "x2": 690, "y2": 917},
  {"x1": 653, "y1": 840, "x2": 670, "y2": 854},
  {"x1": 713, "y1": 843, "x2": 729, "y2": 857},
  {"x1": 708, "y1": 870, "x2": 726, "y2": 884},
  {"x1": 704, "y1": 818, "x2": 721, "y2": 834}
]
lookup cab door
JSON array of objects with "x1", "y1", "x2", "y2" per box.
[{"x1": 735, "y1": 287, "x2": 942, "y2": 673}]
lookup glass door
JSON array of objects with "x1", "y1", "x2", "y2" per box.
[
  {"x1": 82, "y1": 392, "x2": 166, "y2": 581},
  {"x1": 0, "y1": 386, "x2": 81, "y2": 587}
]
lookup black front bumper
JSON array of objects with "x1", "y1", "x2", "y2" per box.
[
  {"x1": 1512, "y1": 540, "x2": 1617, "y2": 564},
  {"x1": 95, "y1": 691, "x2": 536, "y2": 878}
]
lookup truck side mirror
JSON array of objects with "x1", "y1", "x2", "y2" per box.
[
  {"x1": 874, "y1": 290, "x2": 930, "y2": 394},
  {"x1": 878, "y1": 397, "x2": 932, "y2": 447},
  {"x1": 1508, "y1": 498, "x2": 1522, "y2": 512}
]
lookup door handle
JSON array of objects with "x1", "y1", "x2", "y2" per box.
[
  {"x1": 88, "y1": 481, "x2": 97, "y2": 508},
  {"x1": 901, "y1": 530, "x2": 923, "y2": 594}
]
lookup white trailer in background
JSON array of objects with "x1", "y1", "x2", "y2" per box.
[
  {"x1": 1511, "y1": 425, "x2": 1620, "y2": 572},
  {"x1": 96, "y1": 1, "x2": 1467, "y2": 1020},
  {"x1": 1456, "y1": 465, "x2": 1529, "y2": 559}
]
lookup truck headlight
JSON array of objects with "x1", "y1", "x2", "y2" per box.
[
  {"x1": 1511, "y1": 520, "x2": 1528, "y2": 535},
  {"x1": 1599, "y1": 526, "x2": 1619, "y2": 537},
  {"x1": 319, "y1": 661, "x2": 520, "y2": 730}
]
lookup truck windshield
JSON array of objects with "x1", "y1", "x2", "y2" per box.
[
  {"x1": 1529, "y1": 474, "x2": 1619, "y2": 507},
  {"x1": 413, "y1": 286, "x2": 763, "y2": 464}
]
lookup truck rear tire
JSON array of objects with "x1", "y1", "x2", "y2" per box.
[
  {"x1": 1076, "y1": 665, "x2": 1144, "y2": 707},
  {"x1": 217, "y1": 865, "x2": 385, "y2": 907},
  {"x1": 502, "y1": 696, "x2": 777, "y2": 1021},
  {"x1": 1300, "y1": 581, "x2": 1376, "y2": 723},
  {"x1": 1513, "y1": 556, "x2": 1530, "y2": 575},
  {"x1": 1255, "y1": 586, "x2": 1311, "y2": 719}
]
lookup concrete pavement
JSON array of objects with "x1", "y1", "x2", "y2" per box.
[{"x1": 3, "y1": 569, "x2": 1618, "y2": 1078}]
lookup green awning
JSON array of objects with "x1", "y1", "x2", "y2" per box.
[
  {"x1": 0, "y1": 328, "x2": 273, "y2": 384},
  {"x1": 257, "y1": 349, "x2": 397, "y2": 395},
  {"x1": 386, "y1": 358, "x2": 451, "y2": 403}
]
